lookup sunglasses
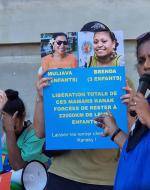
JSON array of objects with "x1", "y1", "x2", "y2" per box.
[
  {"x1": 137, "y1": 32, "x2": 150, "y2": 45},
  {"x1": 56, "y1": 40, "x2": 68, "y2": 46}
]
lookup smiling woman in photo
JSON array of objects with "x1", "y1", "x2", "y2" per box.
[
  {"x1": 41, "y1": 33, "x2": 77, "y2": 72},
  {"x1": 81, "y1": 22, "x2": 121, "y2": 67}
]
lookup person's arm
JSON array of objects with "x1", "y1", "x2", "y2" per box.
[
  {"x1": 112, "y1": 129, "x2": 128, "y2": 149},
  {"x1": 3, "y1": 112, "x2": 27, "y2": 170},
  {"x1": 34, "y1": 94, "x2": 45, "y2": 138},
  {"x1": 94, "y1": 112, "x2": 128, "y2": 149},
  {"x1": 34, "y1": 77, "x2": 51, "y2": 138},
  {"x1": 20, "y1": 127, "x2": 48, "y2": 164}
]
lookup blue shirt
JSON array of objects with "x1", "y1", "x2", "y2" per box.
[{"x1": 114, "y1": 131, "x2": 150, "y2": 190}]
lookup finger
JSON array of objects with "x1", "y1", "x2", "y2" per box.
[
  {"x1": 136, "y1": 92, "x2": 145, "y2": 98},
  {"x1": 38, "y1": 73, "x2": 42, "y2": 80},
  {"x1": 39, "y1": 77, "x2": 51, "y2": 85},
  {"x1": 100, "y1": 130, "x2": 109, "y2": 137},
  {"x1": 106, "y1": 110, "x2": 112, "y2": 117},
  {"x1": 123, "y1": 79, "x2": 133, "y2": 91},
  {"x1": 0, "y1": 90, "x2": 5, "y2": 95},
  {"x1": 104, "y1": 112, "x2": 113, "y2": 117},
  {"x1": 96, "y1": 122, "x2": 102, "y2": 128},
  {"x1": 1, "y1": 112, "x2": 8, "y2": 120},
  {"x1": 36, "y1": 78, "x2": 51, "y2": 91},
  {"x1": 38, "y1": 68, "x2": 48, "y2": 79},
  {"x1": 100, "y1": 123, "x2": 105, "y2": 129},
  {"x1": 129, "y1": 101, "x2": 137, "y2": 107},
  {"x1": 96, "y1": 121, "x2": 103, "y2": 125},
  {"x1": 12, "y1": 111, "x2": 18, "y2": 120},
  {"x1": 95, "y1": 113, "x2": 111, "y2": 124},
  {"x1": 95, "y1": 119, "x2": 104, "y2": 127},
  {"x1": 96, "y1": 122, "x2": 105, "y2": 129},
  {"x1": 94, "y1": 115, "x2": 105, "y2": 122},
  {"x1": 0, "y1": 90, "x2": 7, "y2": 102},
  {"x1": 121, "y1": 99, "x2": 130, "y2": 104},
  {"x1": 39, "y1": 78, "x2": 52, "y2": 87},
  {"x1": 94, "y1": 117, "x2": 103, "y2": 122},
  {"x1": 132, "y1": 96, "x2": 143, "y2": 105},
  {"x1": 120, "y1": 93, "x2": 131, "y2": 100},
  {"x1": 122, "y1": 86, "x2": 132, "y2": 93},
  {"x1": 126, "y1": 79, "x2": 135, "y2": 91}
]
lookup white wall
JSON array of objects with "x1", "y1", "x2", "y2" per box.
[
  {"x1": 0, "y1": 0, "x2": 149, "y2": 120},
  {"x1": 0, "y1": 0, "x2": 149, "y2": 43}
]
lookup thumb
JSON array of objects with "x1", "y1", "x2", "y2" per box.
[
  {"x1": 12, "y1": 111, "x2": 18, "y2": 120},
  {"x1": 38, "y1": 67, "x2": 48, "y2": 80},
  {"x1": 38, "y1": 72, "x2": 43, "y2": 80},
  {"x1": 100, "y1": 130, "x2": 108, "y2": 137}
]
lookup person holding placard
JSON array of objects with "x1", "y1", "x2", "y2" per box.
[{"x1": 34, "y1": 22, "x2": 124, "y2": 190}]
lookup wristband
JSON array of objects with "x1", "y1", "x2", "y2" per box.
[{"x1": 111, "y1": 128, "x2": 121, "y2": 141}]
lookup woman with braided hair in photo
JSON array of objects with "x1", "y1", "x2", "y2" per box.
[{"x1": 80, "y1": 21, "x2": 124, "y2": 68}]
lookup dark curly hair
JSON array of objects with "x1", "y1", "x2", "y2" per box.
[
  {"x1": 3, "y1": 89, "x2": 25, "y2": 119},
  {"x1": 81, "y1": 21, "x2": 119, "y2": 50},
  {"x1": 136, "y1": 32, "x2": 150, "y2": 58}
]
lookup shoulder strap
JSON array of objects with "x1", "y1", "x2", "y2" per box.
[
  {"x1": 86, "y1": 56, "x2": 92, "y2": 68},
  {"x1": 24, "y1": 120, "x2": 32, "y2": 128},
  {"x1": 114, "y1": 55, "x2": 121, "y2": 66},
  {"x1": 16, "y1": 120, "x2": 32, "y2": 140}
]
